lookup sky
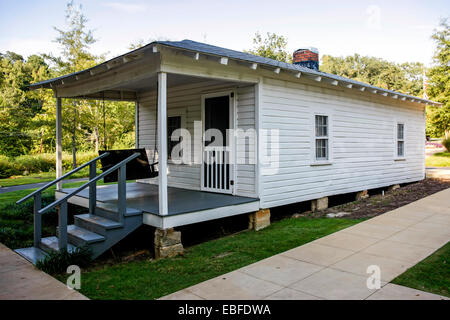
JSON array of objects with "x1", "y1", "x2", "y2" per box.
[{"x1": 0, "y1": 0, "x2": 449, "y2": 66}]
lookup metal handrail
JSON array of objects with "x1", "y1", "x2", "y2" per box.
[
  {"x1": 38, "y1": 153, "x2": 140, "y2": 215},
  {"x1": 16, "y1": 152, "x2": 110, "y2": 205}
]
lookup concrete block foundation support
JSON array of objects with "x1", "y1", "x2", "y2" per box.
[
  {"x1": 154, "y1": 228, "x2": 183, "y2": 259},
  {"x1": 249, "y1": 209, "x2": 271, "y2": 231},
  {"x1": 311, "y1": 197, "x2": 328, "y2": 212},
  {"x1": 355, "y1": 190, "x2": 369, "y2": 200},
  {"x1": 388, "y1": 184, "x2": 401, "y2": 192}
]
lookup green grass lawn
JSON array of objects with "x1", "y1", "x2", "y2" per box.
[
  {"x1": 0, "y1": 167, "x2": 101, "y2": 188},
  {"x1": 59, "y1": 217, "x2": 362, "y2": 300},
  {"x1": 426, "y1": 152, "x2": 450, "y2": 167},
  {"x1": 392, "y1": 242, "x2": 450, "y2": 298}
]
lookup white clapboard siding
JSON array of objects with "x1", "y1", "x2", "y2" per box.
[
  {"x1": 259, "y1": 77, "x2": 425, "y2": 209},
  {"x1": 136, "y1": 80, "x2": 256, "y2": 196}
]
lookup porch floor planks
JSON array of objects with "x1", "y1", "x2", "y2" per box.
[{"x1": 60, "y1": 182, "x2": 258, "y2": 216}]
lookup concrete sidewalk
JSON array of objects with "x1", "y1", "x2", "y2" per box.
[
  {"x1": 161, "y1": 188, "x2": 450, "y2": 300},
  {"x1": 0, "y1": 243, "x2": 87, "y2": 300}
]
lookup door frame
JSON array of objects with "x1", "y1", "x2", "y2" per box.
[{"x1": 200, "y1": 90, "x2": 237, "y2": 194}]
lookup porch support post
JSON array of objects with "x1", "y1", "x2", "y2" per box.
[
  {"x1": 157, "y1": 72, "x2": 168, "y2": 216},
  {"x1": 135, "y1": 100, "x2": 139, "y2": 148},
  {"x1": 56, "y1": 97, "x2": 63, "y2": 190}
]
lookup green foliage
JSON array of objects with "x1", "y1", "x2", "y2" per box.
[
  {"x1": 0, "y1": 155, "x2": 21, "y2": 178},
  {"x1": 0, "y1": 191, "x2": 57, "y2": 249},
  {"x1": 427, "y1": 19, "x2": 450, "y2": 139},
  {"x1": 246, "y1": 32, "x2": 292, "y2": 63},
  {"x1": 442, "y1": 138, "x2": 450, "y2": 152},
  {"x1": 321, "y1": 54, "x2": 425, "y2": 97},
  {"x1": 36, "y1": 246, "x2": 92, "y2": 275},
  {"x1": 425, "y1": 152, "x2": 450, "y2": 167},
  {"x1": 0, "y1": 1, "x2": 135, "y2": 159},
  {"x1": 0, "y1": 152, "x2": 97, "y2": 178}
]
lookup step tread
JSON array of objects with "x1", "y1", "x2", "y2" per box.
[
  {"x1": 97, "y1": 202, "x2": 142, "y2": 216},
  {"x1": 67, "y1": 225, "x2": 105, "y2": 244},
  {"x1": 15, "y1": 247, "x2": 48, "y2": 265},
  {"x1": 75, "y1": 213, "x2": 122, "y2": 229},
  {"x1": 40, "y1": 236, "x2": 77, "y2": 252}
]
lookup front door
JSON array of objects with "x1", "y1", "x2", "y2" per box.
[{"x1": 201, "y1": 93, "x2": 234, "y2": 194}]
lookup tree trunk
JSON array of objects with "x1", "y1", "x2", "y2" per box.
[
  {"x1": 94, "y1": 127, "x2": 99, "y2": 152},
  {"x1": 39, "y1": 129, "x2": 44, "y2": 154},
  {"x1": 72, "y1": 100, "x2": 77, "y2": 169}
]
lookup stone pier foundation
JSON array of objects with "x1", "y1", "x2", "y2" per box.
[
  {"x1": 311, "y1": 197, "x2": 328, "y2": 212},
  {"x1": 249, "y1": 209, "x2": 271, "y2": 231},
  {"x1": 154, "y1": 228, "x2": 183, "y2": 259},
  {"x1": 355, "y1": 190, "x2": 369, "y2": 200}
]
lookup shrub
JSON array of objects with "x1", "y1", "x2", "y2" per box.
[
  {"x1": 0, "y1": 151, "x2": 99, "y2": 178},
  {"x1": 15, "y1": 154, "x2": 55, "y2": 174},
  {"x1": 442, "y1": 137, "x2": 450, "y2": 152},
  {"x1": 36, "y1": 246, "x2": 92, "y2": 275},
  {"x1": 0, "y1": 155, "x2": 21, "y2": 178}
]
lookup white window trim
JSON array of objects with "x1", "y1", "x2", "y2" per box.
[
  {"x1": 167, "y1": 108, "x2": 187, "y2": 164},
  {"x1": 394, "y1": 121, "x2": 406, "y2": 161},
  {"x1": 311, "y1": 112, "x2": 333, "y2": 166}
]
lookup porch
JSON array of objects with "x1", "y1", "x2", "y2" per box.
[{"x1": 56, "y1": 182, "x2": 260, "y2": 229}]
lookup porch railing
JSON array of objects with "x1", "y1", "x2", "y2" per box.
[
  {"x1": 202, "y1": 146, "x2": 232, "y2": 194},
  {"x1": 16, "y1": 152, "x2": 140, "y2": 251},
  {"x1": 16, "y1": 152, "x2": 110, "y2": 247}
]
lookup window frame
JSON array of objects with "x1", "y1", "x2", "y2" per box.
[
  {"x1": 311, "y1": 112, "x2": 333, "y2": 166},
  {"x1": 395, "y1": 122, "x2": 406, "y2": 160},
  {"x1": 167, "y1": 108, "x2": 186, "y2": 163}
]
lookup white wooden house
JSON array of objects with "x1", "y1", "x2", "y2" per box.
[{"x1": 16, "y1": 40, "x2": 439, "y2": 263}]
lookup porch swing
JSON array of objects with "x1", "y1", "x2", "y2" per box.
[{"x1": 98, "y1": 92, "x2": 159, "y2": 183}]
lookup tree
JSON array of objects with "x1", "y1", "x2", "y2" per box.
[
  {"x1": 321, "y1": 54, "x2": 425, "y2": 97},
  {"x1": 427, "y1": 18, "x2": 450, "y2": 138},
  {"x1": 0, "y1": 52, "x2": 52, "y2": 156},
  {"x1": 246, "y1": 32, "x2": 292, "y2": 63},
  {"x1": 50, "y1": 1, "x2": 105, "y2": 167}
]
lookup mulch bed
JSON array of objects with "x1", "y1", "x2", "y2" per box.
[{"x1": 299, "y1": 178, "x2": 450, "y2": 220}]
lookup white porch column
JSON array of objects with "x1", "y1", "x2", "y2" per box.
[
  {"x1": 56, "y1": 97, "x2": 63, "y2": 190},
  {"x1": 157, "y1": 72, "x2": 168, "y2": 216},
  {"x1": 134, "y1": 100, "x2": 139, "y2": 148}
]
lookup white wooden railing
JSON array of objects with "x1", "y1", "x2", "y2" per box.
[{"x1": 202, "y1": 146, "x2": 233, "y2": 194}]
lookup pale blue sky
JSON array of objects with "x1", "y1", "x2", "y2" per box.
[{"x1": 0, "y1": 0, "x2": 448, "y2": 66}]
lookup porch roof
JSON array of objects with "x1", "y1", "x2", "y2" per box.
[{"x1": 29, "y1": 39, "x2": 440, "y2": 106}]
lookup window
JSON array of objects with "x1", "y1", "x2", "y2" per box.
[
  {"x1": 167, "y1": 116, "x2": 182, "y2": 160},
  {"x1": 315, "y1": 115, "x2": 329, "y2": 161},
  {"x1": 397, "y1": 123, "x2": 405, "y2": 157}
]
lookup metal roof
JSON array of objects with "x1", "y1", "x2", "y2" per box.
[{"x1": 30, "y1": 39, "x2": 440, "y2": 106}]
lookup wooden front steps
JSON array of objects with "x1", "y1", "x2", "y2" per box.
[{"x1": 16, "y1": 204, "x2": 143, "y2": 264}]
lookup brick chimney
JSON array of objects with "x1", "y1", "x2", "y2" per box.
[{"x1": 293, "y1": 47, "x2": 319, "y2": 71}]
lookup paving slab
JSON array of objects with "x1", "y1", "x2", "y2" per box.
[
  {"x1": 281, "y1": 243, "x2": 354, "y2": 267},
  {"x1": 0, "y1": 243, "x2": 87, "y2": 300},
  {"x1": 289, "y1": 267, "x2": 383, "y2": 300},
  {"x1": 362, "y1": 240, "x2": 437, "y2": 264},
  {"x1": 367, "y1": 283, "x2": 449, "y2": 300},
  {"x1": 342, "y1": 222, "x2": 404, "y2": 240},
  {"x1": 313, "y1": 231, "x2": 380, "y2": 252},
  {"x1": 240, "y1": 255, "x2": 323, "y2": 287},
  {"x1": 160, "y1": 289, "x2": 204, "y2": 300},
  {"x1": 330, "y1": 252, "x2": 409, "y2": 282},
  {"x1": 186, "y1": 270, "x2": 283, "y2": 300},
  {"x1": 263, "y1": 288, "x2": 322, "y2": 300}
]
